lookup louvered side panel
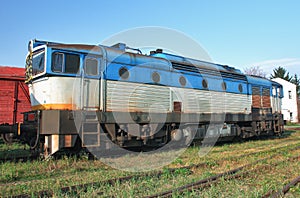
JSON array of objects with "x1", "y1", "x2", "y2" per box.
[
  {"x1": 262, "y1": 88, "x2": 271, "y2": 108},
  {"x1": 106, "y1": 81, "x2": 171, "y2": 113},
  {"x1": 252, "y1": 95, "x2": 261, "y2": 108},
  {"x1": 224, "y1": 93, "x2": 252, "y2": 113},
  {"x1": 262, "y1": 96, "x2": 271, "y2": 107},
  {"x1": 106, "y1": 80, "x2": 251, "y2": 114},
  {"x1": 181, "y1": 89, "x2": 251, "y2": 114},
  {"x1": 181, "y1": 88, "x2": 212, "y2": 113},
  {"x1": 252, "y1": 87, "x2": 261, "y2": 108}
]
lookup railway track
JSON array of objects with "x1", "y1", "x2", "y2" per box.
[
  {"x1": 7, "y1": 142, "x2": 300, "y2": 197},
  {"x1": 202, "y1": 134, "x2": 300, "y2": 156},
  {"x1": 144, "y1": 154, "x2": 300, "y2": 198},
  {"x1": 10, "y1": 166, "x2": 193, "y2": 198},
  {"x1": 207, "y1": 141, "x2": 300, "y2": 163},
  {"x1": 0, "y1": 152, "x2": 40, "y2": 163},
  {"x1": 262, "y1": 175, "x2": 300, "y2": 198}
]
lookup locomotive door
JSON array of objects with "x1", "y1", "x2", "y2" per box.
[
  {"x1": 81, "y1": 56, "x2": 101, "y2": 110},
  {"x1": 80, "y1": 56, "x2": 102, "y2": 148}
]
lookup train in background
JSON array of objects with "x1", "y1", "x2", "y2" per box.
[
  {"x1": 0, "y1": 66, "x2": 36, "y2": 146},
  {"x1": 1, "y1": 39, "x2": 284, "y2": 156}
]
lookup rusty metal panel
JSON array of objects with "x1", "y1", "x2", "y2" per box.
[
  {"x1": 173, "y1": 101, "x2": 182, "y2": 112},
  {"x1": 106, "y1": 81, "x2": 171, "y2": 113},
  {"x1": 262, "y1": 96, "x2": 271, "y2": 107},
  {"x1": 252, "y1": 87, "x2": 271, "y2": 108},
  {"x1": 252, "y1": 87, "x2": 261, "y2": 108},
  {"x1": 252, "y1": 95, "x2": 261, "y2": 108},
  {"x1": 262, "y1": 88, "x2": 271, "y2": 108}
]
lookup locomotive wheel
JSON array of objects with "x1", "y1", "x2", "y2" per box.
[{"x1": 1, "y1": 133, "x2": 14, "y2": 144}]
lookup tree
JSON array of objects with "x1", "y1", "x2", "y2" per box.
[
  {"x1": 291, "y1": 74, "x2": 300, "y2": 97},
  {"x1": 270, "y1": 66, "x2": 292, "y2": 81},
  {"x1": 244, "y1": 66, "x2": 267, "y2": 78}
]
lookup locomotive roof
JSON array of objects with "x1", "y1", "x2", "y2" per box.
[
  {"x1": 29, "y1": 40, "x2": 282, "y2": 88},
  {"x1": 247, "y1": 75, "x2": 282, "y2": 87},
  {"x1": 32, "y1": 40, "x2": 243, "y2": 74},
  {"x1": 31, "y1": 40, "x2": 172, "y2": 69},
  {"x1": 150, "y1": 51, "x2": 244, "y2": 75},
  {"x1": 38, "y1": 41, "x2": 244, "y2": 75},
  {"x1": 31, "y1": 39, "x2": 144, "y2": 56}
]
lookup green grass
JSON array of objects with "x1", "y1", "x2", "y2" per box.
[
  {"x1": 285, "y1": 122, "x2": 300, "y2": 126},
  {"x1": 0, "y1": 138, "x2": 32, "y2": 159},
  {"x1": 1, "y1": 130, "x2": 300, "y2": 197}
]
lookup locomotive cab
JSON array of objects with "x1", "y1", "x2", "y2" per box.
[
  {"x1": 27, "y1": 40, "x2": 104, "y2": 111},
  {"x1": 26, "y1": 40, "x2": 105, "y2": 155}
]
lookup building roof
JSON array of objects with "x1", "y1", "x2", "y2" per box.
[
  {"x1": 0, "y1": 66, "x2": 25, "y2": 81},
  {"x1": 273, "y1": 78, "x2": 297, "y2": 88}
]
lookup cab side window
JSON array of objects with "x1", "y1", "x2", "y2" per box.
[
  {"x1": 52, "y1": 53, "x2": 63, "y2": 72},
  {"x1": 84, "y1": 58, "x2": 98, "y2": 76},
  {"x1": 52, "y1": 52, "x2": 80, "y2": 74},
  {"x1": 65, "y1": 54, "x2": 80, "y2": 74}
]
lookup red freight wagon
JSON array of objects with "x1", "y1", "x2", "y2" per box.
[{"x1": 0, "y1": 66, "x2": 32, "y2": 143}]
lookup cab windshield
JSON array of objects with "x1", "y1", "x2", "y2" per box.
[{"x1": 32, "y1": 50, "x2": 45, "y2": 75}]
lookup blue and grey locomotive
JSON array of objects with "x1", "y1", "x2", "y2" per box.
[{"x1": 25, "y1": 39, "x2": 283, "y2": 156}]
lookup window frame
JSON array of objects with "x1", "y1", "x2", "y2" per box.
[
  {"x1": 238, "y1": 84, "x2": 243, "y2": 93},
  {"x1": 64, "y1": 53, "x2": 80, "y2": 74},
  {"x1": 152, "y1": 71, "x2": 160, "y2": 83},
  {"x1": 51, "y1": 51, "x2": 80, "y2": 74},
  {"x1": 84, "y1": 57, "x2": 99, "y2": 76},
  {"x1": 32, "y1": 49, "x2": 45, "y2": 76},
  {"x1": 51, "y1": 52, "x2": 64, "y2": 73},
  {"x1": 202, "y1": 79, "x2": 208, "y2": 89},
  {"x1": 179, "y1": 76, "x2": 186, "y2": 87},
  {"x1": 119, "y1": 67, "x2": 130, "y2": 80}
]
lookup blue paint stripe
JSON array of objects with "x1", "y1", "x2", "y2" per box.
[{"x1": 105, "y1": 63, "x2": 248, "y2": 94}]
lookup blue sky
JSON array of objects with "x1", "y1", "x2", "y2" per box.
[{"x1": 0, "y1": 0, "x2": 299, "y2": 76}]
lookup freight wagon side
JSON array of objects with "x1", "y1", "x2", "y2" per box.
[{"x1": 0, "y1": 66, "x2": 32, "y2": 143}]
